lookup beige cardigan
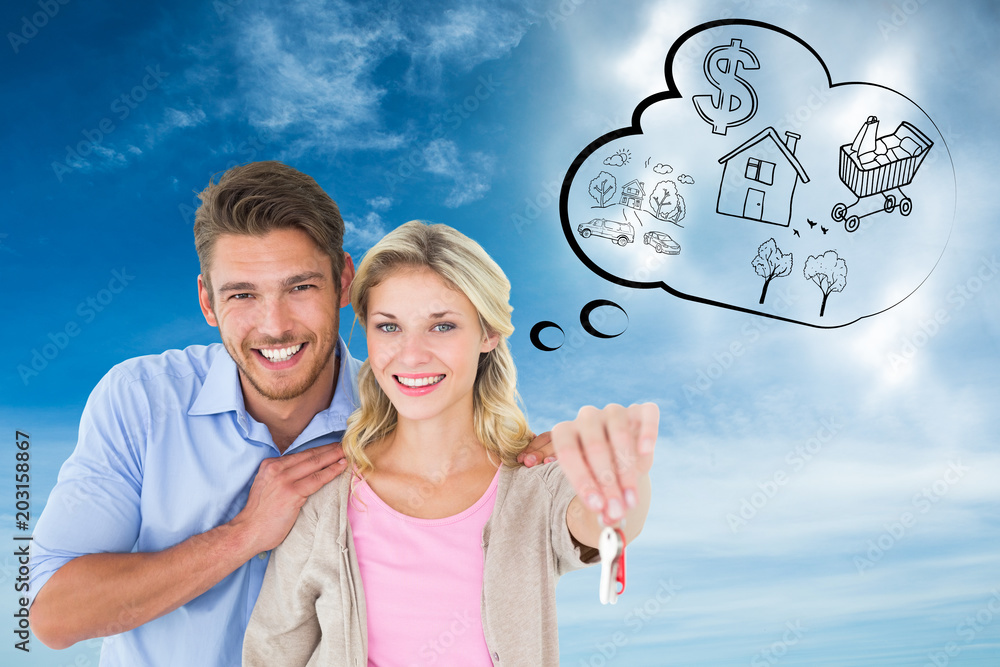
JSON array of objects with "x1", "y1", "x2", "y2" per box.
[{"x1": 243, "y1": 462, "x2": 599, "y2": 666}]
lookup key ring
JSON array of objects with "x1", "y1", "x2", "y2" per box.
[{"x1": 598, "y1": 524, "x2": 627, "y2": 604}]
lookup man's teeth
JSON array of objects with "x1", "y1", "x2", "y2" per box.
[
  {"x1": 396, "y1": 375, "x2": 445, "y2": 388},
  {"x1": 259, "y1": 344, "x2": 303, "y2": 362}
]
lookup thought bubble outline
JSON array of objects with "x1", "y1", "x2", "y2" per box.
[
  {"x1": 579, "y1": 299, "x2": 629, "y2": 339},
  {"x1": 530, "y1": 320, "x2": 565, "y2": 351},
  {"x1": 559, "y1": 18, "x2": 956, "y2": 329}
]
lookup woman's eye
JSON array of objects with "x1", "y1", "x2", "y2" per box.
[
  {"x1": 432, "y1": 323, "x2": 455, "y2": 333},
  {"x1": 377, "y1": 323, "x2": 399, "y2": 333}
]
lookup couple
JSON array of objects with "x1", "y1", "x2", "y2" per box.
[{"x1": 30, "y1": 161, "x2": 657, "y2": 666}]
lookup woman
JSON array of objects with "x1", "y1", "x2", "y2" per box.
[{"x1": 243, "y1": 221, "x2": 655, "y2": 666}]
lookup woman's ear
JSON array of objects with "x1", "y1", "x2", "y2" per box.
[{"x1": 481, "y1": 331, "x2": 500, "y2": 354}]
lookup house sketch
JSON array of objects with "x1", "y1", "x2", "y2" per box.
[
  {"x1": 619, "y1": 179, "x2": 645, "y2": 209},
  {"x1": 716, "y1": 128, "x2": 809, "y2": 227}
]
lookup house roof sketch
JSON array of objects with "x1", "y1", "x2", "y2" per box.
[
  {"x1": 718, "y1": 127, "x2": 810, "y2": 183},
  {"x1": 622, "y1": 179, "x2": 646, "y2": 195}
]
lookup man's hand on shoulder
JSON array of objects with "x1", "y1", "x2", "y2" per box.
[
  {"x1": 29, "y1": 442, "x2": 350, "y2": 650},
  {"x1": 518, "y1": 431, "x2": 557, "y2": 467},
  {"x1": 229, "y1": 442, "x2": 349, "y2": 554}
]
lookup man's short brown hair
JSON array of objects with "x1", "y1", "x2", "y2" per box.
[{"x1": 194, "y1": 161, "x2": 346, "y2": 302}]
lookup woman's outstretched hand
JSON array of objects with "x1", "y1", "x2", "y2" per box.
[{"x1": 553, "y1": 402, "x2": 658, "y2": 541}]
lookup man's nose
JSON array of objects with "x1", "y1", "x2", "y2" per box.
[{"x1": 258, "y1": 297, "x2": 294, "y2": 337}]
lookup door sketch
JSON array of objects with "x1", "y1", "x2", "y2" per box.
[{"x1": 744, "y1": 188, "x2": 765, "y2": 220}]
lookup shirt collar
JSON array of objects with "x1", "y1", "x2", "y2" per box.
[
  {"x1": 300, "y1": 337, "x2": 362, "y2": 443},
  {"x1": 188, "y1": 344, "x2": 245, "y2": 417}
]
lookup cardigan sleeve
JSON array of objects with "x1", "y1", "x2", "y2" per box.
[
  {"x1": 539, "y1": 462, "x2": 601, "y2": 576},
  {"x1": 242, "y1": 499, "x2": 324, "y2": 666}
]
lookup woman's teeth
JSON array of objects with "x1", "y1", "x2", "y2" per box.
[{"x1": 396, "y1": 375, "x2": 444, "y2": 387}]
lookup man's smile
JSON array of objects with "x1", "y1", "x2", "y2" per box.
[{"x1": 256, "y1": 343, "x2": 305, "y2": 364}]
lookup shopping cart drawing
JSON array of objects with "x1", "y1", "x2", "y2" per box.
[{"x1": 831, "y1": 116, "x2": 933, "y2": 232}]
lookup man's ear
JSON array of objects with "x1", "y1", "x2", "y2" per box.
[
  {"x1": 197, "y1": 275, "x2": 219, "y2": 327},
  {"x1": 339, "y1": 253, "x2": 356, "y2": 309}
]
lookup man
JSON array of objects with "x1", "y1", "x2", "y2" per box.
[{"x1": 29, "y1": 161, "x2": 656, "y2": 665}]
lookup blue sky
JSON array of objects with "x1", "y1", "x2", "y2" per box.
[{"x1": 2, "y1": 0, "x2": 999, "y2": 665}]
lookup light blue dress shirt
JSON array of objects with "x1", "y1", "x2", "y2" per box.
[{"x1": 30, "y1": 340, "x2": 362, "y2": 666}]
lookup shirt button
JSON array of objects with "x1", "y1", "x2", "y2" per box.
[
  {"x1": 257, "y1": 552, "x2": 268, "y2": 560},
  {"x1": 492, "y1": 652, "x2": 499, "y2": 662}
]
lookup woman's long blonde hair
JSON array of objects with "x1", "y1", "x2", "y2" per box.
[{"x1": 342, "y1": 221, "x2": 531, "y2": 477}]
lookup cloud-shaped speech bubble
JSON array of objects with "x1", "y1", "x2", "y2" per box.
[{"x1": 559, "y1": 19, "x2": 955, "y2": 328}]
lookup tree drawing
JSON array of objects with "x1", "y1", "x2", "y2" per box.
[
  {"x1": 803, "y1": 250, "x2": 848, "y2": 317},
  {"x1": 647, "y1": 180, "x2": 686, "y2": 224},
  {"x1": 751, "y1": 238, "x2": 793, "y2": 304},
  {"x1": 588, "y1": 171, "x2": 617, "y2": 207}
]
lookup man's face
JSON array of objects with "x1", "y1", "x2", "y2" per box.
[{"x1": 198, "y1": 228, "x2": 353, "y2": 408}]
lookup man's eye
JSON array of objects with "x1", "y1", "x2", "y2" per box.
[
  {"x1": 292, "y1": 284, "x2": 314, "y2": 292},
  {"x1": 230, "y1": 293, "x2": 252, "y2": 300}
]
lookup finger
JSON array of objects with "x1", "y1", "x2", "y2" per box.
[
  {"x1": 631, "y1": 403, "x2": 660, "y2": 455},
  {"x1": 523, "y1": 430, "x2": 554, "y2": 461},
  {"x1": 279, "y1": 443, "x2": 347, "y2": 481},
  {"x1": 604, "y1": 405, "x2": 641, "y2": 509},
  {"x1": 576, "y1": 405, "x2": 627, "y2": 523},
  {"x1": 517, "y1": 442, "x2": 538, "y2": 466},
  {"x1": 520, "y1": 430, "x2": 555, "y2": 467},
  {"x1": 279, "y1": 442, "x2": 344, "y2": 466},
  {"x1": 552, "y1": 420, "x2": 604, "y2": 514},
  {"x1": 292, "y1": 441, "x2": 345, "y2": 462},
  {"x1": 293, "y1": 456, "x2": 349, "y2": 499}
]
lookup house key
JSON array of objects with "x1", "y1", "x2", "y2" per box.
[{"x1": 598, "y1": 526, "x2": 626, "y2": 605}]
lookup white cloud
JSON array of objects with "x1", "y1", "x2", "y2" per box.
[
  {"x1": 234, "y1": 14, "x2": 392, "y2": 148},
  {"x1": 38, "y1": 0, "x2": 542, "y2": 178},
  {"x1": 403, "y1": 5, "x2": 535, "y2": 91},
  {"x1": 422, "y1": 139, "x2": 462, "y2": 175},
  {"x1": 195, "y1": 1, "x2": 540, "y2": 156},
  {"x1": 91, "y1": 144, "x2": 127, "y2": 167},
  {"x1": 421, "y1": 138, "x2": 496, "y2": 207},
  {"x1": 161, "y1": 107, "x2": 207, "y2": 131},
  {"x1": 136, "y1": 106, "x2": 210, "y2": 152},
  {"x1": 345, "y1": 211, "x2": 389, "y2": 251}
]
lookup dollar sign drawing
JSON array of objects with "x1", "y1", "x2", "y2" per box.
[{"x1": 692, "y1": 38, "x2": 760, "y2": 135}]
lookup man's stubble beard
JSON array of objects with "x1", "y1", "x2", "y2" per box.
[{"x1": 225, "y1": 327, "x2": 338, "y2": 402}]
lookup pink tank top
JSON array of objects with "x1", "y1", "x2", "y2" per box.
[{"x1": 347, "y1": 468, "x2": 500, "y2": 666}]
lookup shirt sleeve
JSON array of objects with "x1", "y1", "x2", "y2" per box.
[
  {"x1": 243, "y1": 499, "x2": 323, "y2": 666},
  {"x1": 29, "y1": 366, "x2": 146, "y2": 605},
  {"x1": 539, "y1": 463, "x2": 601, "y2": 576}
]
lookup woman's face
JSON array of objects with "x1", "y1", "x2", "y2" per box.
[{"x1": 365, "y1": 265, "x2": 498, "y2": 425}]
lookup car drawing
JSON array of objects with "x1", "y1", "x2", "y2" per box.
[
  {"x1": 643, "y1": 230, "x2": 681, "y2": 255},
  {"x1": 577, "y1": 218, "x2": 634, "y2": 246}
]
